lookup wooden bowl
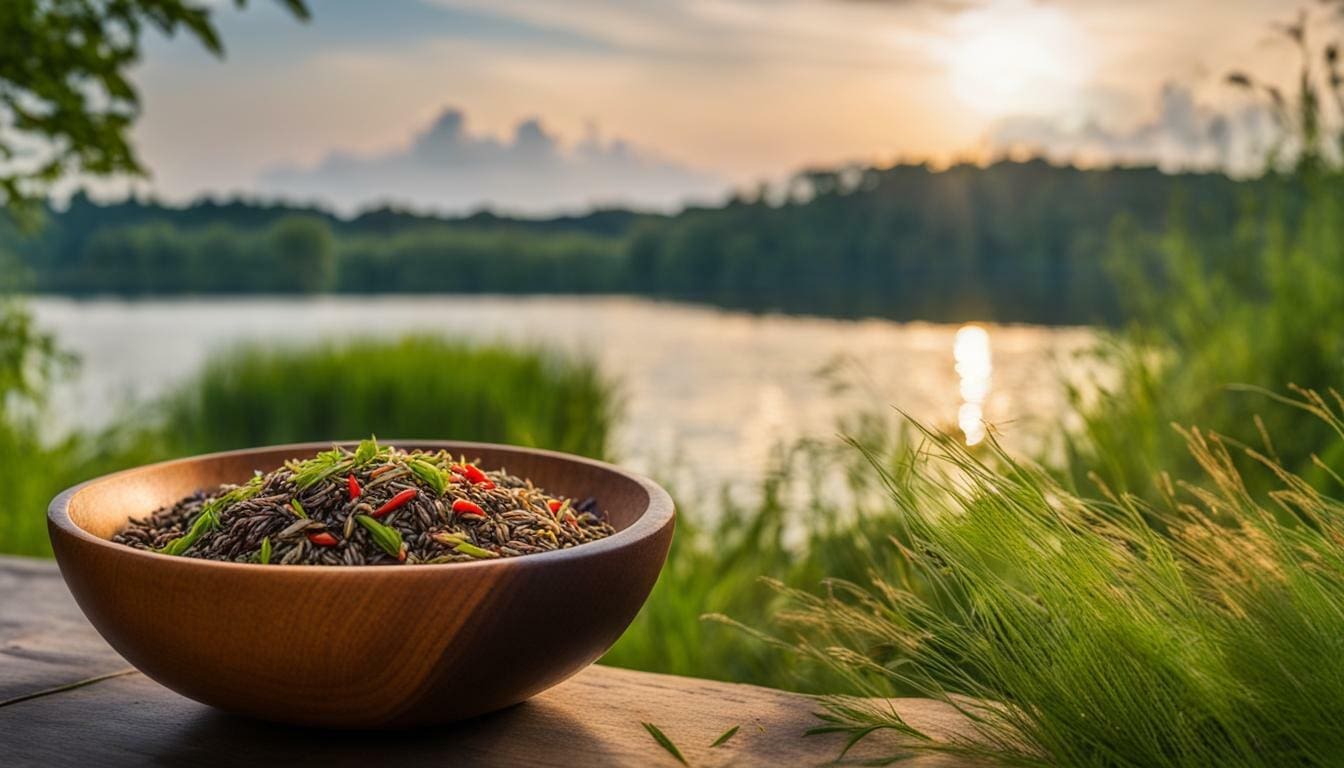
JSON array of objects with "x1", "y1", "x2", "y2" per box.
[{"x1": 47, "y1": 441, "x2": 674, "y2": 728}]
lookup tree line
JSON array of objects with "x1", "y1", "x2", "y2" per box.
[{"x1": 1, "y1": 159, "x2": 1267, "y2": 324}]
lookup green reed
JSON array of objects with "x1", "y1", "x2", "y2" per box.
[
  {"x1": 1064, "y1": 165, "x2": 1344, "y2": 506},
  {"x1": 602, "y1": 411, "x2": 927, "y2": 693},
  {"x1": 750, "y1": 392, "x2": 1344, "y2": 766},
  {"x1": 152, "y1": 336, "x2": 614, "y2": 459}
]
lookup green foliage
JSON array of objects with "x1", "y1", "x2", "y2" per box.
[
  {"x1": 1065, "y1": 8, "x2": 1344, "y2": 502},
  {"x1": 151, "y1": 336, "x2": 615, "y2": 460},
  {"x1": 624, "y1": 161, "x2": 1249, "y2": 323},
  {"x1": 0, "y1": 299, "x2": 72, "y2": 418},
  {"x1": 1, "y1": 161, "x2": 1258, "y2": 324},
  {"x1": 0, "y1": 298, "x2": 100, "y2": 555},
  {"x1": 760, "y1": 401, "x2": 1344, "y2": 767},
  {"x1": 26, "y1": 216, "x2": 624, "y2": 295},
  {"x1": 1067, "y1": 176, "x2": 1344, "y2": 502},
  {"x1": 0, "y1": 0, "x2": 308, "y2": 218},
  {"x1": 603, "y1": 414, "x2": 924, "y2": 693},
  {"x1": 337, "y1": 225, "x2": 625, "y2": 294},
  {"x1": 267, "y1": 215, "x2": 335, "y2": 293}
]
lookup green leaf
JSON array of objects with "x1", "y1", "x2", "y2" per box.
[
  {"x1": 179, "y1": 7, "x2": 225, "y2": 57},
  {"x1": 432, "y1": 531, "x2": 498, "y2": 558},
  {"x1": 290, "y1": 499, "x2": 307, "y2": 518},
  {"x1": 258, "y1": 536, "x2": 272, "y2": 565},
  {"x1": 641, "y1": 723, "x2": 688, "y2": 766},
  {"x1": 353, "y1": 436, "x2": 379, "y2": 466},
  {"x1": 158, "y1": 473, "x2": 268, "y2": 556},
  {"x1": 710, "y1": 725, "x2": 740, "y2": 748},
  {"x1": 159, "y1": 509, "x2": 215, "y2": 556},
  {"x1": 452, "y1": 541, "x2": 499, "y2": 559},
  {"x1": 290, "y1": 446, "x2": 352, "y2": 489},
  {"x1": 276, "y1": 0, "x2": 313, "y2": 22},
  {"x1": 408, "y1": 458, "x2": 447, "y2": 495},
  {"x1": 355, "y1": 514, "x2": 403, "y2": 559}
]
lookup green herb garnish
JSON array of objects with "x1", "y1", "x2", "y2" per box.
[
  {"x1": 159, "y1": 476, "x2": 264, "y2": 555},
  {"x1": 353, "y1": 436, "x2": 380, "y2": 466},
  {"x1": 355, "y1": 514, "x2": 404, "y2": 559},
  {"x1": 159, "y1": 509, "x2": 214, "y2": 556},
  {"x1": 432, "y1": 531, "x2": 500, "y2": 559},
  {"x1": 452, "y1": 540, "x2": 498, "y2": 559},
  {"x1": 290, "y1": 498, "x2": 307, "y2": 518},
  {"x1": 289, "y1": 446, "x2": 353, "y2": 490},
  {"x1": 408, "y1": 458, "x2": 448, "y2": 495},
  {"x1": 257, "y1": 536, "x2": 272, "y2": 564}
]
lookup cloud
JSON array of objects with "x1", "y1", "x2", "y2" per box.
[
  {"x1": 429, "y1": 0, "x2": 948, "y2": 68},
  {"x1": 257, "y1": 107, "x2": 728, "y2": 215},
  {"x1": 985, "y1": 83, "x2": 1279, "y2": 174}
]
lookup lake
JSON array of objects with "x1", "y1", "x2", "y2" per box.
[{"x1": 30, "y1": 296, "x2": 1098, "y2": 497}]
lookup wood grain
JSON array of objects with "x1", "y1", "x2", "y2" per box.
[
  {"x1": 1, "y1": 664, "x2": 976, "y2": 767},
  {"x1": 0, "y1": 558, "x2": 130, "y2": 702},
  {"x1": 46, "y1": 442, "x2": 676, "y2": 727},
  {"x1": 1, "y1": 556, "x2": 977, "y2": 766}
]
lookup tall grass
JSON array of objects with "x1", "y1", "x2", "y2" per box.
[
  {"x1": 1068, "y1": 184, "x2": 1344, "y2": 503},
  {"x1": 754, "y1": 392, "x2": 1344, "y2": 766},
  {"x1": 603, "y1": 412, "x2": 932, "y2": 693},
  {"x1": 1070, "y1": 7, "x2": 1344, "y2": 502},
  {"x1": 0, "y1": 335, "x2": 615, "y2": 556},
  {"x1": 602, "y1": 440, "x2": 863, "y2": 688},
  {"x1": 0, "y1": 426, "x2": 90, "y2": 558},
  {"x1": 151, "y1": 336, "x2": 614, "y2": 459},
  {"x1": 0, "y1": 299, "x2": 110, "y2": 556}
]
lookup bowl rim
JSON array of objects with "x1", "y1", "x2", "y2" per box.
[{"x1": 48, "y1": 440, "x2": 675, "y2": 575}]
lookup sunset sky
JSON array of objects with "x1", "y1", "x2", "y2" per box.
[{"x1": 120, "y1": 0, "x2": 1307, "y2": 214}]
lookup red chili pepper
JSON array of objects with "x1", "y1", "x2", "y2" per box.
[
  {"x1": 347, "y1": 474, "x2": 362, "y2": 500},
  {"x1": 373, "y1": 488, "x2": 418, "y2": 518},
  {"x1": 452, "y1": 463, "x2": 488, "y2": 485},
  {"x1": 451, "y1": 499, "x2": 486, "y2": 518},
  {"x1": 479, "y1": 479, "x2": 496, "y2": 490},
  {"x1": 396, "y1": 545, "x2": 407, "y2": 563},
  {"x1": 547, "y1": 499, "x2": 563, "y2": 513},
  {"x1": 308, "y1": 531, "x2": 339, "y2": 547}
]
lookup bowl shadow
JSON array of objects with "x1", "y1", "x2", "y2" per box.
[{"x1": 157, "y1": 698, "x2": 626, "y2": 766}]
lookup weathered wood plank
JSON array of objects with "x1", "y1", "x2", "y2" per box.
[
  {"x1": 0, "y1": 556, "x2": 973, "y2": 766},
  {"x1": 0, "y1": 557, "x2": 130, "y2": 701},
  {"x1": 1, "y1": 665, "x2": 969, "y2": 767}
]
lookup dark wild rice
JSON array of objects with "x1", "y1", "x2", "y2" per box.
[{"x1": 113, "y1": 439, "x2": 615, "y2": 565}]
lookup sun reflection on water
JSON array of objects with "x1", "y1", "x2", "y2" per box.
[{"x1": 954, "y1": 324, "x2": 992, "y2": 445}]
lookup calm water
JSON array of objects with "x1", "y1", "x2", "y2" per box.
[{"x1": 30, "y1": 296, "x2": 1097, "y2": 496}]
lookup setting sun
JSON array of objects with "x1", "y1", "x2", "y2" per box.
[{"x1": 943, "y1": 0, "x2": 1089, "y2": 118}]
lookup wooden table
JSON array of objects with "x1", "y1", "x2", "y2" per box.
[{"x1": 0, "y1": 556, "x2": 972, "y2": 766}]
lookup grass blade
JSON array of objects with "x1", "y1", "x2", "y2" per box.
[
  {"x1": 642, "y1": 722, "x2": 689, "y2": 766},
  {"x1": 710, "y1": 724, "x2": 740, "y2": 747}
]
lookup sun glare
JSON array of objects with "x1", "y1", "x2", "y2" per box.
[
  {"x1": 954, "y1": 325, "x2": 992, "y2": 446},
  {"x1": 944, "y1": 0, "x2": 1089, "y2": 118}
]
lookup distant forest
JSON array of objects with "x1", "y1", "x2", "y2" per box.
[{"x1": 0, "y1": 160, "x2": 1269, "y2": 324}]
